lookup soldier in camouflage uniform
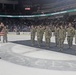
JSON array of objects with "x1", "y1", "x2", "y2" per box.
[
  {"x1": 40, "y1": 25, "x2": 45, "y2": 43},
  {"x1": 75, "y1": 30, "x2": 76, "y2": 44},
  {"x1": 54, "y1": 25, "x2": 59, "y2": 47},
  {"x1": 67, "y1": 23, "x2": 75, "y2": 48},
  {"x1": 30, "y1": 25, "x2": 36, "y2": 46},
  {"x1": 63, "y1": 25, "x2": 66, "y2": 44},
  {"x1": 37, "y1": 26, "x2": 42, "y2": 47},
  {"x1": 51, "y1": 25, "x2": 55, "y2": 32},
  {"x1": 58, "y1": 25, "x2": 66, "y2": 51},
  {"x1": 45, "y1": 26, "x2": 52, "y2": 48}
]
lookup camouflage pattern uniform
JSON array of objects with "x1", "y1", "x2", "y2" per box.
[
  {"x1": 75, "y1": 30, "x2": 76, "y2": 44},
  {"x1": 63, "y1": 26, "x2": 66, "y2": 44},
  {"x1": 40, "y1": 26, "x2": 45, "y2": 43},
  {"x1": 58, "y1": 25, "x2": 65, "y2": 50},
  {"x1": 30, "y1": 25, "x2": 36, "y2": 46},
  {"x1": 67, "y1": 23, "x2": 75, "y2": 48},
  {"x1": 37, "y1": 26, "x2": 42, "y2": 47},
  {"x1": 54, "y1": 26, "x2": 59, "y2": 47},
  {"x1": 45, "y1": 26, "x2": 52, "y2": 48}
]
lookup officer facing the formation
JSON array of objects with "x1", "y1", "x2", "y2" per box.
[
  {"x1": 30, "y1": 25, "x2": 36, "y2": 46},
  {"x1": 54, "y1": 25, "x2": 59, "y2": 47},
  {"x1": 45, "y1": 26, "x2": 52, "y2": 48},
  {"x1": 58, "y1": 25, "x2": 66, "y2": 51},
  {"x1": 67, "y1": 23, "x2": 75, "y2": 48},
  {"x1": 2, "y1": 26, "x2": 8, "y2": 43}
]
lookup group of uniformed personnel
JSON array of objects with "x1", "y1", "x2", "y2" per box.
[{"x1": 30, "y1": 23, "x2": 76, "y2": 51}]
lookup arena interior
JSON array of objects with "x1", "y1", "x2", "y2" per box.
[{"x1": 0, "y1": 0, "x2": 76, "y2": 75}]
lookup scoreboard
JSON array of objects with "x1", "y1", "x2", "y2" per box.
[{"x1": 25, "y1": 8, "x2": 31, "y2": 10}]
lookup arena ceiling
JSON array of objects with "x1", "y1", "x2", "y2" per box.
[{"x1": 0, "y1": 0, "x2": 76, "y2": 15}]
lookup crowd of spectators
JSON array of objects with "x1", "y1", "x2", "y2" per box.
[
  {"x1": 0, "y1": 18, "x2": 31, "y2": 32},
  {"x1": 0, "y1": 15, "x2": 76, "y2": 32}
]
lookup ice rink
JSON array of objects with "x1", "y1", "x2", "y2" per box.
[{"x1": 0, "y1": 32, "x2": 76, "y2": 75}]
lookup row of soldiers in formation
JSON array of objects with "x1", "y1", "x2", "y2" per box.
[
  {"x1": 30, "y1": 23, "x2": 76, "y2": 51},
  {"x1": 0, "y1": 22, "x2": 8, "y2": 43}
]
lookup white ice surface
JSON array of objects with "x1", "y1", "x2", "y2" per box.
[
  {"x1": 0, "y1": 60, "x2": 76, "y2": 75},
  {"x1": 0, "y1": 34, "x2": 76, "y2": 75},
  {"x1": 12, "y1": 44, "x2": 76, "y2": 60}
]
